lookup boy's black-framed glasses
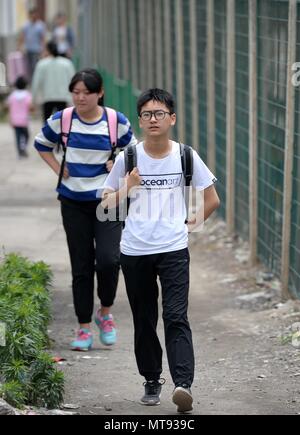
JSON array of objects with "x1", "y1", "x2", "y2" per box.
[{"x1": 139, "y1": 110, "x2": 172, "y2": 121}]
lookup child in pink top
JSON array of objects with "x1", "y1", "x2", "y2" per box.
[{"x1": 6, "y1": 77, "x2": 33, "y2": 158}]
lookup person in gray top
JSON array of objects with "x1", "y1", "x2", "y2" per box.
[
  {"x1": 31, "y1": 41, "x2": 75, "y2": 122},
  {"x1": 19, "y1": 8, "x2": 46, "y2": 81},
  {"x1": 52, "y1": 12, "x2": 75, "y2": 58}
]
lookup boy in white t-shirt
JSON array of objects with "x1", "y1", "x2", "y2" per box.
[{"x1": 102, "y1": 89, "x2": 220, "y2": 413}]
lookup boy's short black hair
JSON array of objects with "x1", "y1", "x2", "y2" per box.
[
  {"x1": 137, "y1": 89, "x2": 175, "y2": 116},
  {"x1": 15, "y1": 76, "x2": 27, "y2": 90}
]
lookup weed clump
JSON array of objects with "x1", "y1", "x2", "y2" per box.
[{"x1": 0, "y1": 254, "x2": 64, "y2": 409}]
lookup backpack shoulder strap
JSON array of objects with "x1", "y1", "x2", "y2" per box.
[
  {"x1": 106, "y1": 107, "x2": 118, "y2": 148},
  {"x1": 180, "y1": 143, "x2": 194, "y2": 186},
  {"x1": 57, "y1": 107, "x2": 74, "y2": 190},
  {"x1": 180, "y1": 144, "x2": 194, "y2": 223},
  {"x1": 124, "y1": 145, "x2": 137, "y2": 174},
  {"x1": 123, "y1": 145, "x2": 138, "y2": 219},
  {"x1": 60, "y1": 107, "x2": 74, "y2": 148}
]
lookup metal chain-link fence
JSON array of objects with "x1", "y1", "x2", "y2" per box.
[
  {"x1": 257, "y1": 1, "x2": 288, "y2": 277},
  {"x1": 290, "y1": 2, "x2": 300, "y2": 297},
  {"x1": 235, "y1": 0, "x2": 250, "y2": 239},
  {"x1": 76, "y1": 0, "x2": 300, "y2": 299}
]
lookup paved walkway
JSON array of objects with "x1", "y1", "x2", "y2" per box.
[{"x1": 0, "y1": 120, "x2": 299, "y2": 415}]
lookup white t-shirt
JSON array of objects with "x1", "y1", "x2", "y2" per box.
[
  {"x1": 53, "y1": 26, "x2": 69, "y2": 54},
  {"x1": 104, "y1": 141, "x2": 216, "y2": 256}
]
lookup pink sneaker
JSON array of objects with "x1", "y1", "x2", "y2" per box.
[
  {"x1": 71, "y1": 328, "x2": 93, "y2": 351},
  {"x1": 95, "y1": 312, "x2": 117, "y2": 346}
]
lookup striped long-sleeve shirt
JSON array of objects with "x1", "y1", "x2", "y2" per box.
[{"x1": 34, "y1": 109, "x2": 137, "y2": 201}]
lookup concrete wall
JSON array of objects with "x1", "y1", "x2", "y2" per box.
[
  {"x1": 0, "y1": 0, "x2": 17, "y2": 65},
  {"x1": 0, "y1": 0, "x2": 17, "y2": 36}
]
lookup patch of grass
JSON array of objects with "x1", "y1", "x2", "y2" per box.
[
  {"x1": 280, "y1": 333, "x2": 294, "y2": 345},
  {"x1": 0, "y1": 254, "x2": 64, "y2": 409}
]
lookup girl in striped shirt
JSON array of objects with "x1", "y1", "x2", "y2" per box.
[{"x1": 35, "y1": 69, "x2": 137, "y2": 351}]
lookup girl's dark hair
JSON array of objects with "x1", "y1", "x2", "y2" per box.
[
  {"x1": 47, "y1": 41, "x2": 59, "y2": 57},
  {"x1": 137, "y1": 88, "x2": 175, "y2": 115},
  {"x1": 69, "y1": 69, "x2": 104, "y2": 106},
  {"x1": 15, "y1": 76, "x2": 27, "y2": 90}
]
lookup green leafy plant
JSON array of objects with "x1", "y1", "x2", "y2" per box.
[
  {"x1": 0, "y1": 254, "x2": 64, "y2": 409},
  {"x1": 28, "y1": 353, "x2": 65, "y2": 409},
  {"x1": 0, "y1": 381, "x2": 28, "y2": 409},
  {"x1": 1, "y1": 360, "x2": 29, "y2": 383}
]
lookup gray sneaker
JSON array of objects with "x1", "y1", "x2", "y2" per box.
[
  {"x1": 172, "y1": 385, "x2": 193, "y2": 413},
  {"x1": 141, "y1": 379, "x2": 165, "y2": 406}
]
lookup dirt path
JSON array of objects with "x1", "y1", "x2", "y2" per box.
[{"x1": 0, "y1": 121, "x2": 299, "y2": 415}]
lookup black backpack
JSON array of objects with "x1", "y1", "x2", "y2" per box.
[{"x1": 124, "y1": 144, "x2": 194, "y2": 220}]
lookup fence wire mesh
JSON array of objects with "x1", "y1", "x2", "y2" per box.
[
  {"x1": 183, "y1": 0, "x2": 193, "y2": 147},
  {"x1": 290, "y1": 4, "x2": 300, "y2": 297},
  {"x1": 170, "y1": 2, "x2": 179, "y2": 140},
  {"x1": 235, "y1": 0, "x2": 250, "y2": 240},
  {"x1": 76, "y1": 0, "x2": 300, "y2": 298},
  {"x1": 257, "y1": 0, "x2": 288, "y2": 277},
  {"x1": 197, "y1": 0, "x2": 208, "y2": 163},
  {"x1": 214, "y1": 0, "x2": 227, "y2": 220}
]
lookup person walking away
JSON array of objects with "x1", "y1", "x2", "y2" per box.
[
  {"x1": 5, "y1": 76, "x2": 33, "y2": 159},
  {"x1": 102, "y1": 89, "x2": 220, "y2": 413},
  {"x1": 52, "y1": 12, "x2": 76, "y2": 58},
  {"x1": 34, "y1": 69, "x2": 137, "y2": 351},
  {"x1": 18, "y1": 8, "x2": 46, "y2": 81},
  {"x1": 32, "y1": 41, "x2": 75, "y2": 122}
]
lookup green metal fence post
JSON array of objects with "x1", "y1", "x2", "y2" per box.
[
  {"x1": 281, "y1": 0, "x2": 297, "y2": 299},
  {"x1": 249, "y1": 0, "x2": 258, "y2": 266},
  {"x1": 190, "y1": 0, "x2": 199, "y2": 151},
  {"x1": 207, "y1": 0, "x2": 216, "y2": 172},
  {"x1": 226, "y1": 0, "x2": 236, "y2": 234},
  {"x1": 176, "y1": 0, "x2": 185, "y2": 143}
]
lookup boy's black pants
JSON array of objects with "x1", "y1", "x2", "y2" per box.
[
  {"x1": 121, "y1": 248, "x2": 195, "y2": 387},
  {"x1": 60, "y1": 197, "x2": 123, "y2": 324}
]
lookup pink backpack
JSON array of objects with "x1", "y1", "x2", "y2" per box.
[{"x1": 57, "y1": 107, "x2": 118, "y2": 188}]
